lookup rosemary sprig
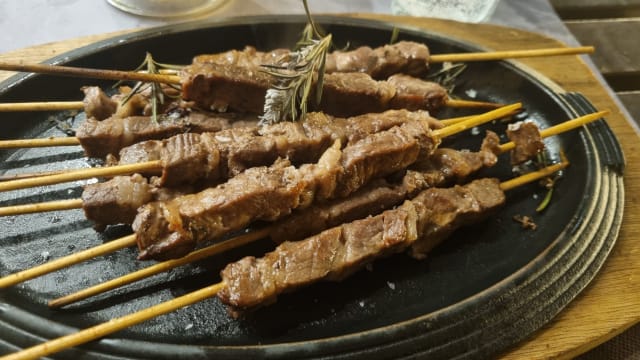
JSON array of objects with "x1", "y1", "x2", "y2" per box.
[
  {"x1": 115, "y1": 52, "x2": 182, "y2": 123},
  {"x1": 259, "y1": 0, "x2": 332, "y2": 126},
  {"x1": 259, "y1": 33, "x2": 331, "y2": 125},
  {"x1": 389, "y1": 27, "x2": 400, "y2": 45},
  {"x1": 427, "y1": 62, "x2": 467, "y2": 93},
  {"x1": 535, "y1": 177, "x2": 555, "y2": 212},
  {"x1": 535, "y1": 150, "x2": 566, "y2": 212}
]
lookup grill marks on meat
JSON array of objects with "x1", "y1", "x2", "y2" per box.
[
  {"x1": 408, "y1": 178, "x2": 505, "y2": 259},
  {"x1": 323, "y1": 41, "x2": 431, "y2": 79},
  {"x1": 191, "y1": 41, "x2": 430, "y2": 80},
  {"x1": 79, "y1": 130, "x2": 497, "y2": 231},
  {"x1": 191, "y1": 46, "x2": 289, "y2": 69},
  {"x1": 220, "y1": 208, "x2": 417, "y2": 313},
  {"x1": 507, "y1": 121, "x2": 544, "y2": 164},
  {"x1": 180, "y1": 66, "x2": 446, "y2": 117},
  {"x1": 332, "y1": 121, "x2": 424, "y2": 198},
  {"x1": 133, "y1": 143, "x2": 342, "y2": 260},
  {"x1": 133, "y1": 119, "x2": 439, "y2": 261},
  {"x1": 269, "y1": 131, "x2": 500, "y2": 244},
  {"x1": 82, "y1": 174, "x2": 152, "y2": 231},
  {"x1": 387, "y1": 74, "x2": 447, "y2": 111},
  {"x1": 319, "y1": 73, "x2": 396, "y2": 117},
  {"x1": 218, "y1": 178, "x2": 505, "y2": 314},
  {"x1": 269, "y1": 179, "x2": 406, "y2": 244},
  {"x1": 405, "y1": 131, "x2": 500, "y2": 191},
  {"x1": 76, "y1": 111, "x2": 252, "y2": 158},
  {"x1": 318, "y1": 73, "x2": 448, "y2": 117},
  {"x1": 182, "y1": 62, "x2": 270, "y2": 113},
  {"x1": 81, "y1": 174, "x2": 197, "y2": 231},
  {"x1": 115, "y1": 110, "x2": 438, "y2": 188}
]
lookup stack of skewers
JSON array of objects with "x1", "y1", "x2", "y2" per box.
[{"x1": 0, "y1": 32, "x2": 605, "y2": 360}]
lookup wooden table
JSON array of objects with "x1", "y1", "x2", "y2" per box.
[
  {"x1": 1, "y1": 13, "x2": 639, "y2": 360},
  {"x1": 551, "y1": 0, "x2": 640, "y2": 127},
  {"x1": 549, "y1": 2, "x2": 640, "y2": 357}
]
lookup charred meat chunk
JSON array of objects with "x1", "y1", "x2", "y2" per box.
[{"x1": 506, "y1": 121, "x2": 544, "y2": 164}]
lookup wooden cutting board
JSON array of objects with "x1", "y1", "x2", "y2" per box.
[{"x1": 1, "y1": 14, "x2": 639, "y2": 360}]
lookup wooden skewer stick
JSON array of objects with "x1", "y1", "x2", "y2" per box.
[
  {"x1": 0, "y1": 61, "x2": 181, "y2": 84},
  {"x1": 0, "y1": 169, "x2": 70, "y2": 181},
  {"x1": 439, "y1": 108, "x2": 521, "y2": 126},
  {"x1": 0, "y1": 112, "x2": 489, "y2": 182},
  {"x1": 500, "y1": 160, "x2": 569, "y2": 191},
  {"x1": 0, "y1": 282, "x2": 227, "y2": 360},
  {"x1": 0, "y1": 160, "x2": 162, "y2": 192},
  {"x1": 0, "y1": 104, "x2": 521, "y2": 193},
  {"x1": 0, "y1": 199, "x2": 83, "y2": 217},
  {"x1": 0, "y1": 97, "x2": 500, "y2": 114},
  {"x1": 430, "y1": 46, "x2": 595, "y2": 63},
  {"x1": 0, "y1": 101, "x2": 84, "y2": 112},
  {"x1": 0, "y1": 99, "x2": 507, "y2": 153},
  {"x1": 444, "y1": 98, "x2": 502, "y2": 109},
  {"x1": 433, "y1": 102, "x2": 521, "y2": 138},
  {"x1": 0, "y1": 46, "x2": 593, "y2": 88},
  {"x1": 0, "y1": 136, "x2": 80, "y2": 149},
  {"x1": 1, "y1": 162, "x2": 568, "y2": 360},
  {"x1": 49, "y1": 228, "x2": 272, "y2": 308},
  {"x1": 0, "y1": 235, "x2": 136, "y2": 289}
]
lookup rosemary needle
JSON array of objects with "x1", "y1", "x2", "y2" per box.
[
  {"x1": 259, "y1": 32, "x2": 332, "y2": 126},
  {"x1": 259, "y1": 0, "x2": 332, "y2": 125},
  {"x1": 116, "y1": 52, "x2": 182, "y2": 123}
]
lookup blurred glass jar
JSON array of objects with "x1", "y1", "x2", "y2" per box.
[
  {"x1": 391, "y1": 0, "x2": 499, "y2": 23},
  {"x1": 107, "y1": 0, "x2": 228, "y2": 17}
]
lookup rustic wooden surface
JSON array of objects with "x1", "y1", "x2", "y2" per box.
[
  {"x1": 1, "y1": 14, "x2": 639, "y2": 360},
  {"x1": 551, "y1": 0, "x2": 640, "y2": 19},
  {"x1": 551, "y1": 0, "x2": 640, "y2": 126}
]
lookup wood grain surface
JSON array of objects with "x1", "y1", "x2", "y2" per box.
[
  {"x1": 550, "y1": 0, "x2": 640, "y2": 19},
  {"x1": 0, "y1": 14, "x2": 639, "y2": 360}
]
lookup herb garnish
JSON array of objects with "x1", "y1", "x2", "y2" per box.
[
  {"x1": 535, "y1": 150, "x2": 566, "y2": 212},
  {"x1": 427, "y1": 62, "x2": 467, "y2": 93},
  {"x1": 116, "y1": 52, "x2": 182, "y2": 123},
  {"x1": 259, "y1": 0, "x2": 332, "y2": 126}
]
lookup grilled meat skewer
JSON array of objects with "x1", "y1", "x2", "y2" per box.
[
  {"x1": 111, "y1": 109, "x2": 442, "y2": 187},
  {"x1": 134, "y1": 115, "x2": 441, "y2": 260},
  {"x1": 133, "y1": 107, "x2": 522, "y2": 261},
  {"x1": 77, "y1": 110, "x2": 257, "y2": 158},
  {"x1": 181, "y1": 67, "x2": 447, "y2": 117},
  {"x1": 83, "y1": 131, "x2": 500, "y2": 230},
  {"x1": 46, "y1": 132, "x2": 505, "y2": 308},
  {"x1": 269, "y1": 132, "x2": 501, "y2": 243},
  {"x1": 218, "y1": 177, "x2": 506, "y2": 315},
  {"x1": 1, "y1": 109, "x2": 257, "y2": 160},
  {"x1": 190, "y1": 41, "x2": 431, "y2": 80},
  {"x1": 2, "y1": 162, "x2": 567, "y2": 360}
]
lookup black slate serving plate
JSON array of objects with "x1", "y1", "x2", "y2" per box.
[{"x1": 0, "y1": 15, "x2": 625, "y2": 359}]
